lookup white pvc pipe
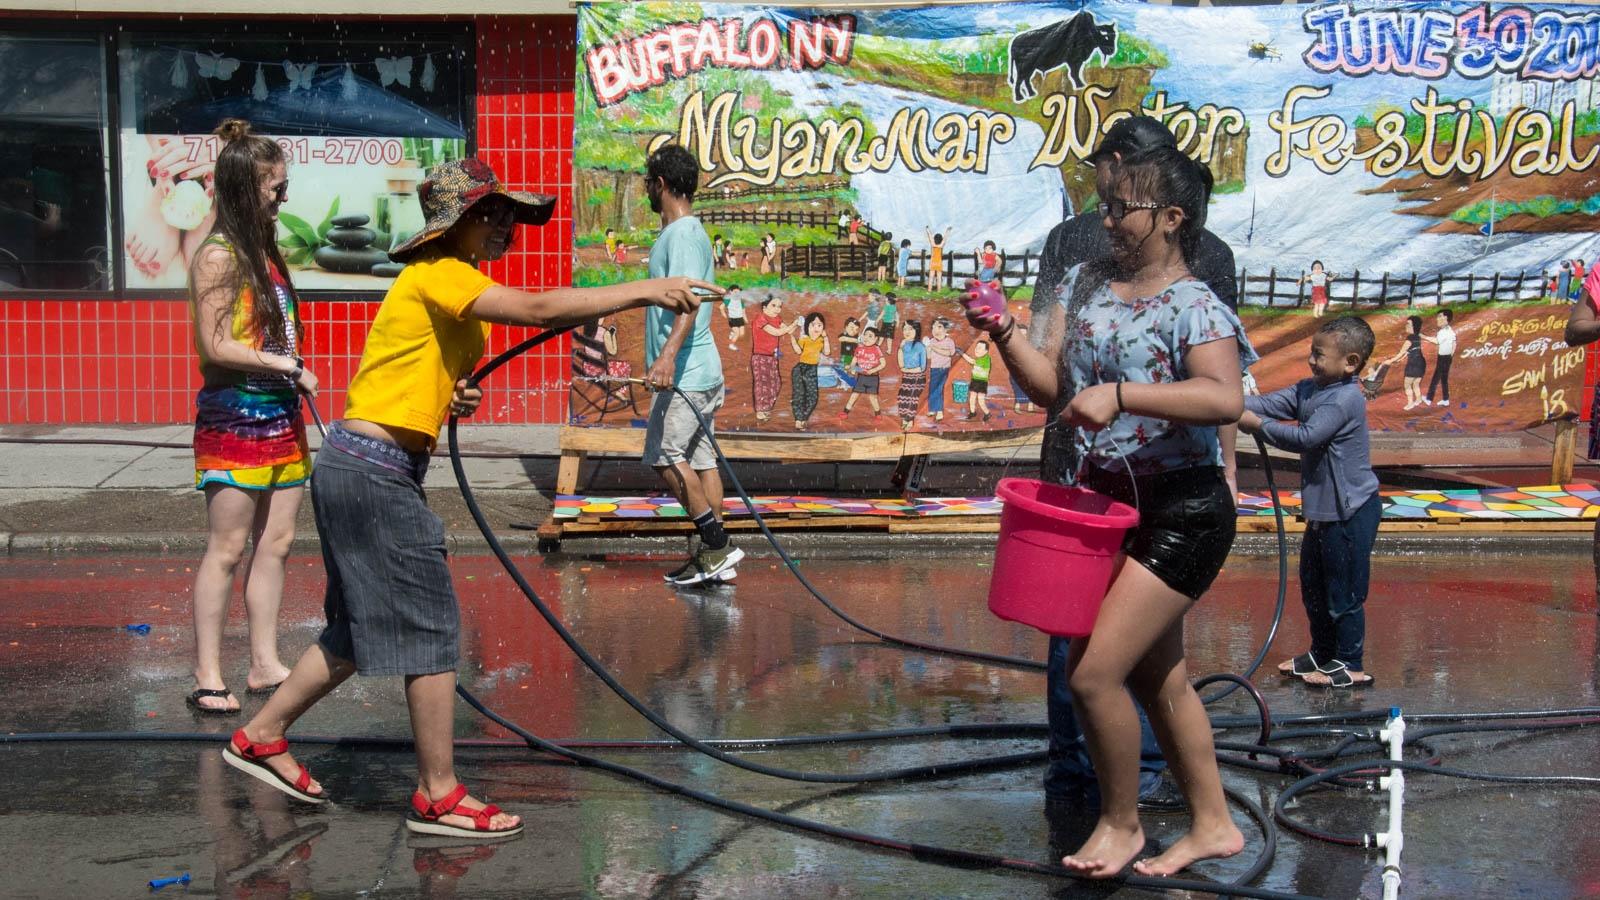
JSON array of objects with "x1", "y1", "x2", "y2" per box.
[{"x1": 1375, "y1": 708, "x2": 1407, "y2": 900}]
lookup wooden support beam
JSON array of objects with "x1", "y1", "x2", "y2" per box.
[
  {"x1": 1551, "y1": 417, "x2": 1578, "y2": 485},
  {"x1": 556, "y1": 448, "x2": 588, "y2": 495}
]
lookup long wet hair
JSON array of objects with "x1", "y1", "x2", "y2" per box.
[
  {"x1": 1077, "y1": 145, "x2": 1213, "y2": 299},
  {"x1": 198, "y1": 118, "x2": 297, "y2": 348},
  {"x1": 1115, "y1": 144, "x2": 1211, "y2": 267}
]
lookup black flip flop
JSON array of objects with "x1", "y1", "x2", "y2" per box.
[
  {"x1": 245, "y1": 682, "x2": 284, "y2": 696},
  {"x1": 186, "y1": 687, "x2": 240, "y2": 715}
]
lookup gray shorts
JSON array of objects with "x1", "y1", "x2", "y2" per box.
[
  {"x1": 312, "y1": 443, "x2": 459, "y2": 676},
  {"x1": 644, "y1": 385, "x2": 723, "y2": 471}
]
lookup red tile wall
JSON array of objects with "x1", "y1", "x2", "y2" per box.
[{"x1": 0, "y1": 16, "x2": 576, "y2": 426}]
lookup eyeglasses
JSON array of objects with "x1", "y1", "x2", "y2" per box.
[
  {"x1": 469, "y1": 204, "x2": 517, "y2": 230},
  {"x1": 1097, "y1": 198, "x2": 1166, "y2": 220}
]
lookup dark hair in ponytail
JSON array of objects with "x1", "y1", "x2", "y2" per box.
[
  {"x1": 198, "y1": 118, "x2": 297, "y2": 349},
  {"x1": 1114, "y1": 144, "x2": 1212, "y2": 268}
]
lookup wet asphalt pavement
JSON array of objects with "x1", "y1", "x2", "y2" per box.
[{"x1": 1, "y1": 546, "x2": 1597, "y2": 899}]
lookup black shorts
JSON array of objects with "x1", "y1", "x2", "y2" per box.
[
  {"x1": 970, "y1": 379, "x2": 989, "y2": 395},
  {"x1": 729, "y1": 316, "x2": 746, "y2": 327},
  {"x1": 1080, "y1": 464, "x2": 1235, "y2": 601}
]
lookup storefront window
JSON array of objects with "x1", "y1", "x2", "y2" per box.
[
  {"x1": 0, "y1": 34, "x2": 111, "y2": 292},
  {"x1": 117, "y1": 28, "x2": 471, "y2": 291}
]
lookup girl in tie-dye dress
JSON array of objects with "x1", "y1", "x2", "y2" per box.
[{"x1": 185, "y1": 119, "x2": 318, "y2": 715}]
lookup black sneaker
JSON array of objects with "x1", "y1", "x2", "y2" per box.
[
  {"x1": 669, "y1": 545, "x2": 746, "y2": 587},
  {"x1": 1136, "y1": 778, "x2": 1187, "y2": 812},
  {"x1": 1061, "y1": 777, "x2": 1187, "y2": 813},
  {"x1": 662, "y1": 559, "x2": 695, "y2": 583}
]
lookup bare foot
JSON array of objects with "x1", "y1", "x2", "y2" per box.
[
  {"x1": 240, "y1": 725, "x2": 325, "y2": 797},
  {"x1": 1131, "y1": 823, "x2": 1245, "y2": 877},
  {"x1": 1276, "y1": 654, "x2": 1313, "y2": 675},
  {"x1": 247, "y1": 664, "x2": 292, "y2": 692},
  {"x1": 1062, "y1": 820, "x2": 1145, "y2": 879}
]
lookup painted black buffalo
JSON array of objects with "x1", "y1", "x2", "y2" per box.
[{"x1": 1007, "y1": 12, "x2": 1119, "y2": 103}]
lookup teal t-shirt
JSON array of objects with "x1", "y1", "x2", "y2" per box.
[{"x1": 645, "y1": 215, "x2": 721, "y2": 391}]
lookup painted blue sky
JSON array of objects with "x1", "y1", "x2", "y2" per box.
[{"x1": 755, "y1": 0, "x2": 1587, "y2": 116}]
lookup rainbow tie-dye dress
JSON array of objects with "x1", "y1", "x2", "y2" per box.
[{"x1": 192, "y1": 242, "x2": 310, "y2": 491}]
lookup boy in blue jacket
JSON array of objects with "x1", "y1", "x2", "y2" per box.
[{"x1": 1239, "y1": 317, "x2": 1381, "y2": 688}]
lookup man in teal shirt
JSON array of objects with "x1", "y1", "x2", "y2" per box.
[{"x1": 641, "y1": 145, "x2": 740, "y2": 586}]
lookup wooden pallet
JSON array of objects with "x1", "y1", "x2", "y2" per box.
[
  {"x1": 553, "y1": 424, "x2": 1043, "y2": 494},
  {"x1": 537, "y1": 420, "x2": 1587, "y2": 549},
  {"x1": 536, "y1": 505, "x2": 1595, "y2": 549}
]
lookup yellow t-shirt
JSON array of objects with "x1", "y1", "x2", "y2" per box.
[
  {"x1": 344, "y1": 255, "x2": 494, "y2": 441},
  {"x1": 798, "y1": 335, "x2": 825, "y2": 365}
]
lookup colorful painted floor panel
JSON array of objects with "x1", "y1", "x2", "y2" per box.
[
  {"x1": 553, "y1": 495, "x2": 1004, "y2": 519},
  {"x1": 554, "y1": 484, "x2": 1600, "y2": 521}
]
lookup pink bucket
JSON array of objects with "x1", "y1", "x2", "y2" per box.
[{"x1": 988, "y1": 477, "x2": 1139, "y2": 637}]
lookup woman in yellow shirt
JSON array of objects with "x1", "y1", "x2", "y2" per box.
[{"x1": 224, "y1": 158, "x2": 716, "y2": 840}]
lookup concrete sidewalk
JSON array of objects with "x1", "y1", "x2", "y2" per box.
[
  {"x1": 0, "y1": 424, "x2": 567, "y2": 554},
  {"x1": 0, "y1": 423, "x2": 1038, "y2": 554}
]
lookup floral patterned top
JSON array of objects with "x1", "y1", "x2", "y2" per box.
[{"x1": 1055, "y1": 264, "x2": 1258, "y2": 477}]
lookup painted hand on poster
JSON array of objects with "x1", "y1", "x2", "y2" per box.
[{"x1": 124, "y1": 136, "x2": 216, "y2": 280}]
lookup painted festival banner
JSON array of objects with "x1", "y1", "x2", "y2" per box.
[{"x1": 571, "y1": 1, "x2": 1600, "y2": 435}]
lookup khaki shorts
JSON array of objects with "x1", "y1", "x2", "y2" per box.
[{"x1": 644, "y1": 385, "x2": 724, "y2": 471}]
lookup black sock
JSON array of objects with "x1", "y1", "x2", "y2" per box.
[{"x1": 692, "y1": 509, "x2": 728, "y2": 550}]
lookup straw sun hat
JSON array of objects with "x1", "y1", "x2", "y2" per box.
[{"x1": 388, "y1": 157, "x2": 555, "y2": 262}]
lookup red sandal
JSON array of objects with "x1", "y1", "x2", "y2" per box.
[
  {"x1": 222, "y1": 728, "x2": 327, "y2": 804},
  {"x1": 406, "y1": 784, "x2": 523, "y2": 840}
]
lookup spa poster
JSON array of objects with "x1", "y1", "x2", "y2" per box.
[
  {"x1": 116, "y1": 33, "x2": 470, "y2": 290},
  {"x1": 574, "y1": 1, "x2": 1600, "y2": 435}
]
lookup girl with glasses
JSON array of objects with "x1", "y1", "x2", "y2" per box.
[{"x1": 963, "y1": 145, "x2": 1257, "y2": 879}]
